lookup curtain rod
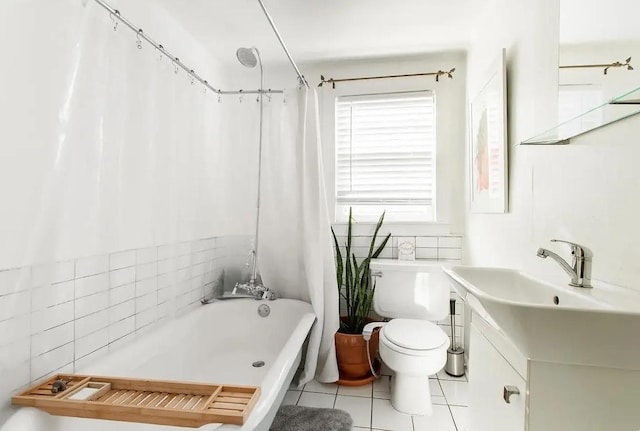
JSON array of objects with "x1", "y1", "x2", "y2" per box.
[
  {"x1": 317, "y1": 69, "x2": 456, "y2": 88},
  {"x1": 91, "y1": 0, "x2": 284, "y2": 95},
  {"x1": 560, "y1": 57, "x2": 633, "y2": 75},
  {"x1": 256, "y1": 0, "x2": 309, "y2": 88}
]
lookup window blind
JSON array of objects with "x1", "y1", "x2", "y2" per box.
[{"x1": 335, "y1": 91, "x2": 436, "y2": 222}]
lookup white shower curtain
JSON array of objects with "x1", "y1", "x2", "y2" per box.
[{"x1": 259, "y1": 88, "x2": 340, "y2": 385}]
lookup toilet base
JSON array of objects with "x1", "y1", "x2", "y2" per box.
[{"x1": 390, "y1": 374, "x2": 433, "y2": 416}]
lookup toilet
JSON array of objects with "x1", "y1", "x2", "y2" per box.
[{"x1": 364, "y1": 259, "x2": 451, "y2": 416}]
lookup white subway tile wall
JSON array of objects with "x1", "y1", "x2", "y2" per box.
[
  {"x1": 334, "y1": 234, "x2": 465, "y2": 349},
  {"x1": 0, "y1": 235, "x2": 250, "y2": 417}
]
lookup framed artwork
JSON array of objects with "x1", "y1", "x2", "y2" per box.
[{"x1": 470, "y1": 48, "x2": 508, "y2": 213}]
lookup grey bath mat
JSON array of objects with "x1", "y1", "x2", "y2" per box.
[{"x1": 270, "y1": 405, "x2": 353, "y2": 431}]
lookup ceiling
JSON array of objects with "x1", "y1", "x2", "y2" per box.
[
  {"x1": 153, "y1": 0, "x2": 475, "y2": 65},
  {"x1": 113, "y1": 0, "x2": 640, "y2": 70}
]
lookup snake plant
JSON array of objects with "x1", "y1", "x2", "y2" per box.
[{"x1": 331, "y1": 208, "x2": 391, "y2": 334}]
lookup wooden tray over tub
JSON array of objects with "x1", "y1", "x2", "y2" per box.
[{"x1": 12, "y1": 374, "x2": 261, "y2": 427}]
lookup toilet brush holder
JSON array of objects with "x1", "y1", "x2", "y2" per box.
[{"x1": 444, "y1": 298, "x2": 465, "y2": 377}]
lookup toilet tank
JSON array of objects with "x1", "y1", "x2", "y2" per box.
[{"x1": 370, "y1": 259, "x2": 450, "y2": 321}]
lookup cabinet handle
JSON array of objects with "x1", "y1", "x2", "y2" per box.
[{"x1": 503, "y1": 385, "x2": 520, "y2": 403}]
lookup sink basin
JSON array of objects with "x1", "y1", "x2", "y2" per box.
[{"x1": 444, "y1": 266, "x2": 640, "y2": 370}]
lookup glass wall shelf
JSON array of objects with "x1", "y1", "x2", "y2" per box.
[{"x1": 521, "y1": 86, "x2": 640, "y2": 145}]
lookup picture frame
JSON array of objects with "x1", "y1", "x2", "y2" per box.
[{"x1": 470, "y1": 48, "x2": 508, "y2": 213}]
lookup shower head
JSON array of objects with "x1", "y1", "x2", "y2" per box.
[
  {"x1": 236, "y1": 47, "x2": 258, "y2": 68},
  {"x1": 236, "y1": 47, "x2": 264, "y2": 90}
]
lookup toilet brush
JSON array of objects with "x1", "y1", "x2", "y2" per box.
[{"x1": 444, "y1": 298, "x2": 465, "y2": 377}]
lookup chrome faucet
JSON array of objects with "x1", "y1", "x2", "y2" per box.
[
  {"x1": 232, "y1": 279, "x2": 276, "y2": 300},
  {"x1": 536, "y1": 239, "x2": 593, "y2": 288},
  {"x1": 231, "y1": 250, "x2": 276, "y2": 300}
]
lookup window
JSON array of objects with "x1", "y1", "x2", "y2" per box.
[{"x1": 335, "y1": 91, "x2": 436, "y2": 222}]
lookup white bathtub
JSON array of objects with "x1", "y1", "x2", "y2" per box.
[{"x1": 1, "y1": 298, "x2": 316, "y2": 431}]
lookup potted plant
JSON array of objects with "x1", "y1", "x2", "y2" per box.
[{"x1": 331, "y1": 208, "x2": 391, "y2": 385}]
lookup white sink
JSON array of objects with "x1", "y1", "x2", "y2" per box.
[{"x1": 444, "y1": 266, "x2": 640, "y2": 370}]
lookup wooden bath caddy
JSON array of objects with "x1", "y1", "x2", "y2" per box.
[{"x1": 12, "y1": 374, "x2": 261, "y2": 427}]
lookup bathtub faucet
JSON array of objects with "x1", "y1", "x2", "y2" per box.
[{"x1": 232, "y1": 279, "x2": 276, "y2": 300}]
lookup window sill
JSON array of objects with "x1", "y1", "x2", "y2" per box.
[{"x1": 330, "y1": 221, "x2": 459, "y2": 237}]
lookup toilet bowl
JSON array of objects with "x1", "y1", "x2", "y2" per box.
[
  {"x1": 378, "y1": 318, "x2": 448, "y2": 415},
  {"x1": 366, "y1": 259, "x2": 452, "y2": 416}
]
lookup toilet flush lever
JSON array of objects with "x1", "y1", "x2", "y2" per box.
[
  {"x1": 503, "y1": 385, "x2": 520, "y2": 404},
  {"x1": 370, "y1": 270, "x2": 383, "y2": 278}
]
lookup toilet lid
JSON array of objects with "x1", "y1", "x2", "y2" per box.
[{"x1": 382, "y1": 319, "x2": 448, "y2": 350}]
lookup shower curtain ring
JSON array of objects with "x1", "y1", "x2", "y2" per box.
[
  {"x1": 157, "y1": 44, "x2": 164, "y2": 61},
  {"x1": 189, "y1": 70, "x2": 195, "y2": 85},
  {"x1": 173, "y1": 58, "x2": 179, "y2": 74},
  {"x1": 136, "y1": 29, "x2": 143, "y2": 49},
  {"x1": 218, "y1": 91, "x2": 222, "y2": 103},
  {"x1": 239, "y1": 90, "x2": 244, "y2": 103},
  {"x1": 110, "y1": 10, "x2": 119, "y2": 31}
]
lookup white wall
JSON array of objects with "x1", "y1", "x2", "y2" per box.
[
  {"x1": 0, "y1": 0, "x2": 256, "y2": 420},
  {"x1": 466, "y1": 0, "x2": 640, "y2": 291}
]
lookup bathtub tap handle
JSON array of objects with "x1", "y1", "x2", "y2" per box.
[{"x1": 262, "y1": 290, "x2": 276, "y2": 301}]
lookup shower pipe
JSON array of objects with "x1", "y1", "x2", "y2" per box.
[
  {"x1": 256, "y1": 0, "x2": 309, "y2": 88},
  {"x1": 560, "y1": 57, "x2": 633, "y2": 75},
  {"x1": 317, "y1": 68, "x2": 456, "y2": 88},
  {"x1": 91, "y1": 0, "x2": 285, "y2": 96}
]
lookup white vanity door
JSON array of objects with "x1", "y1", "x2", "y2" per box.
[{"x1": 468, "y1": 322, "x2": 526, "y2": 431}]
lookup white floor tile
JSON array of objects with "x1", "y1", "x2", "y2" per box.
[
  {"x1": 371, "y1": 398, "x2": 413, "y2": 431},
  {"x1": 303, "y1": 380, "x2": 339, "y2": 394},
  {"x1": 380, "y1": 362, "x2": 392, "y2": 376},
  {"x1": 430, "y1": 378, "x2": 444, "y2": 397},
  {"x1": 373, "y1": 375, "x2": 391, "y2": 399},
  {"x1": 432, "y1": 395, "x2": 447, "y2": 405},
  {"x1": 412, "y1": 404, "x2": 457, "y2": 431},
  {"x1": 335, "y1": 395, "x2": 372, "y2": 428},
  {"x1": 437, "y1": 369, "x2": 468, "y2": 382},
  {"x1": 297, "y1": 392, "x2": 335, "y2": 408},
  {"x1": 289, "y1": 379, "x2": 301, "y2": 390},
  {"x1": 338, "y1": 383, "x2": 373, "y2": 398},
  {"x1": 440, "y1": 380, "x2": 469, "y2": 406},
  {"x1": 281, "y1": 390, "x2": 301, "y2": 405},
  {"x1": 450, "y1": 405, "x2": 469, "y2": 431}
]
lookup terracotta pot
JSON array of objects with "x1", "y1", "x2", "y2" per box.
[{"x1": 335, "y1": 318, "x2": 380, "y2": 382}]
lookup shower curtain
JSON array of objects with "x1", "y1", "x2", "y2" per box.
[{"x1": 259, "y1": 88, "x2": 340, "y2": 384}]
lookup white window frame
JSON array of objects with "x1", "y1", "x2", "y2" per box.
[
  {"x1": 318, "y1": 74, "x2": 458, "y2": 231},
  {"x1": 334, "y1": 91, "x2": 437, "y2": 223}
]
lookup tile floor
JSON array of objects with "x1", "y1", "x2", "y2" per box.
[{"x1": 282, "y1": 369, "x2": 469, "y2": 431}]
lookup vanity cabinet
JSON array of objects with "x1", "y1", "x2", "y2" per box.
[
  {"x1": 468, "y1": 312, "x2": 640, "y2": 431},
  {"x1": 469, "y1": 323, "x2": 525, "y2": 431}
]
